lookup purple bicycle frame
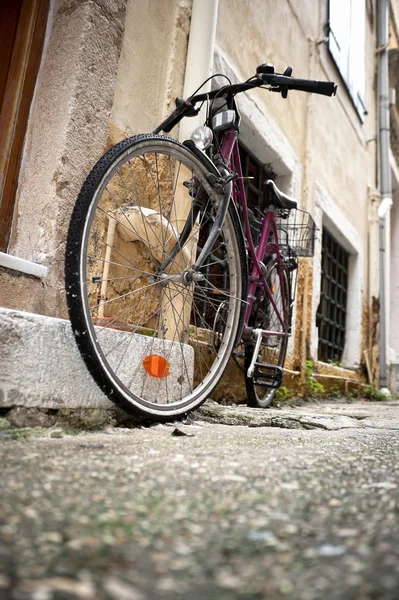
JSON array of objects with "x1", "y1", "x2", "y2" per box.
[{"x1": 219, "y1": 129, "x2": 289, "y2": 339}]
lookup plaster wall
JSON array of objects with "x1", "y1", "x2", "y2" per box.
[
  {"x1": 216, "y1": 0, "x2": 377, "y2": 367},
  {"x1": 216, "y1": 0, "x2": 310, "y2": 165},
  {"x1": 109, "y1": 0, "x2": 192, "y2": 142},
  {"x1": 390, "y1": 177, "x2": 399, "y2": 361},
  {"x1": 2, "y1": 0, "x2": 377, "y2": 324},
  {"x1": 0, "y1": 0, "x2": 127, "y2": 318},
  {"x1": 312, "y1": 182, "x2": 363, "y2": 368},
  {"x1": 0, "y1": 0, "x2": 382, "y2": 406}
]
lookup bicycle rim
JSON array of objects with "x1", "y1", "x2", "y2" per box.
[
  {"x1": 66, "y1": 135, "x2": 243, "y2": 420},
  {"x1": 245, "y1": 262, "x2": 289, "y2": 408}
]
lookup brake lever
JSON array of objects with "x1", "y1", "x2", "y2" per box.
[
  {"x1": 260, "y1": 65, "x2": 293, "y2": 99},
  {"x1": 280, "y1": 66, "x2": 292, "y2": 99},
  {"x1": 175, "y1": 97, "x2": 200, "y2": 118}
]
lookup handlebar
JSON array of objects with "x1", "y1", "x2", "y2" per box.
[
  {"x1": 154, "y1": 102, "x2": 188, "y2": 134},
  {"x1": 153, "y1": 67, "x2": 337, "y2": 134},
  {"x1": 261, "y1": 73, "x2": 337, "y2": 97},
  {"x1": 154, "y1": 83, "x2": 261, "y2": 133}
]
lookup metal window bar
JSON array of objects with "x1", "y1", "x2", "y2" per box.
[
  {"x1": 316, "y1": 229, "x2": 349, "y2": 362},
  {"x1": 238, "y1": 143, "x2": 275, "y2": 208}
]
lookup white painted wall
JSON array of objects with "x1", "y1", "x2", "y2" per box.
[
  {"x1": 390, "y1": 160, "x2": 399, "y2": 361},
  {"x1": 312, "y1": 183, "x2": 364, "y2": 368}
]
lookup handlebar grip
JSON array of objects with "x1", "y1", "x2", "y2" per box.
[
  {"x1": 263, "y1": 74, "x2": 337, "y2": 97},
  {"x1": 295, "y1": 80, "x2": 337, "y2": 97},
  {"x1": 153, "y1": 105, "x2": 185, "y2": 134}
]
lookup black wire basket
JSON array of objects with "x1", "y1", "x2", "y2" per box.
[{"x1": 276, "y1": 208, "x2": 317, "y2": 257}]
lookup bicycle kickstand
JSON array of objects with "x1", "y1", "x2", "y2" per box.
[
  {"x1": 246, "y1": 328, "x2": 284, "y2": 389},
  {"x1": 247, "y1": 328, "x2": 263, "y2": 378}
]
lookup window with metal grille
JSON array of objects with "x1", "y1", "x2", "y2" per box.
[
  {"x1": 238, "y1": 143, "x2": 275, "y2": 208},
  {"x1": 316, "y1": 229, "x2": 349, "y2": 363}
]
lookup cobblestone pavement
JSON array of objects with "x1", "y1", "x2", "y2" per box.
[{"x1": 1, "y1": 401, "x2": 399, "y2": 599}]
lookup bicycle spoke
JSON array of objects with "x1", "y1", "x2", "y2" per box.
[
  {"x1": 87, "y1": 255, "x2": 153, "y2": 276},
  {"x1": 96, "y1": 205, "x2": 166, "y2": 261},
  {"x1": 94, "y1": 286, "x2": 159, "y2": 337},
  {"x1": 161, "y1": 286, "x2": 194, "y2": 396},
  {"x1": 67, "y1": 137, "x2": 243, "y2": 419},
  {"x1": 89, "y1": 278, "x2": 160, "y2": 313},
  {"x1": 87, "y1": 274, "x2": 143, "y2": 284}
]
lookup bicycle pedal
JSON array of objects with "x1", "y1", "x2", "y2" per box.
[{"x1": 252, "y1": 363, "x2": 284, "y2": 389}]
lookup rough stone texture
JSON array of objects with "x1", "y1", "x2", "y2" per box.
[
  {"x1": 94, "y1": 327, "x2": 194, "y2": 404},
  {"x1": 4, "y1": 407, "x2": 118, "y2": 430},
  {"x1": 195, "y1": 399, "x2": 399, "y2": 431},
  {"x1": 109, "y1": 0, "x2": 191, "y2": 138},
  {"x1": 56, "y1": 407, "x2": 117, "y2": 429},
  {"x1": 0, "y1": 269, "x2": 48, "y2": 319},
  {"x1": 195, "y1": 400, "x2": 363, "y2": 430},
  {"x1": 6, "y1": 407, "x2": 59, "y2": 429},
  {"x1": 0, "y1": 307, "x2": 194, "y2": 410},
  {"x1": 390, "y1": 363, "x2": 399, "y2": 396},
  {"x1": 1, "y1": 400, "x2": 399, "y2": 599},
  {"x1": 0, "y1": 307, "x2": 114, "y2": 409},
  {"x1": 2, "y1": 0, "x2": 127, "y2": 318}
]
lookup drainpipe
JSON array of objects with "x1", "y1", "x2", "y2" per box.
[
  {"x1": 178, "y1": 0, "x2": 219, "y2": 142},
  {"x1": 377, "y1": 0, "x2": 392, "y2": 393}
]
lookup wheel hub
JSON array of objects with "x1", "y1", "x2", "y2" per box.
[{"x1": 157, "y1": 269, "x2": 205, "y2": 287}]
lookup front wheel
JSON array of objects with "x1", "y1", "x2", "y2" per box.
[
  {"x1": 65, "y1": 134, "x2": 246, "y2": 421},
  {"x1": 245, "y1": 262, "x2": 290, "y2": 408}
]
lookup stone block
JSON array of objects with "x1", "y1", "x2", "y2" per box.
[{"x1": 0, "y1": 307, "x2": 193, "y2": 409}]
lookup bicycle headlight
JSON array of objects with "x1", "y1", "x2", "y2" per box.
[{"x1": 190, "y1": 125, "x2": 213, "y2": 151}]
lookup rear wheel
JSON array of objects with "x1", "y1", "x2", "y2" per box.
[
  {"x1": 65, "y1": 134, "x2": 246, "y2": 421},
  {"x1": 245, "y1": 262, "x2": 290, "y2": 408}
]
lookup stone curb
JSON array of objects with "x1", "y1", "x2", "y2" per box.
[{"x1": 194, "y1": 401, "x2": 363, "y2": 430}]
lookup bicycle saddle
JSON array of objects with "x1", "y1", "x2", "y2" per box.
[{"x1": 263, "y1": 179, "x2": 297, "y2": 210}]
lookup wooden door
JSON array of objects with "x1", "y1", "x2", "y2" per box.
[{"x1": 0, "y1": 0, "x2": 49, "y2": 251}]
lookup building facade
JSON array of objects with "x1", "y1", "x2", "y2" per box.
[{"x1": 1, "y1": 0, "x2": 398, "y2": 405}]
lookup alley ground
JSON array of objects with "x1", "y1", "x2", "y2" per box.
[{"x1": 1, "y1": 400, "x2": 399, "y2": 599}]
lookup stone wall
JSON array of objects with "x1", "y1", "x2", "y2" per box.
[
  {"x1": 0, "y1": 0, "x2": 127, "y2": 318},
  {"x1": 109, "y1": 0, "x2": 192, "y2": 144},
  {"x1": 215, "y1": 0, "x2": 377, "y2": 373},
  {"x1": 0, "y1": 0, "x2": 386, "y2": 403}
]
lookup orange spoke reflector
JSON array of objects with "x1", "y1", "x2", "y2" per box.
[{"x1": 143, "y1": 355, "x2": 171, "y2": 378}]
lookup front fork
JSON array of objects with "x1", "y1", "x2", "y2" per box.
[{"x1": 157, "y1": 165, "x2": 234, "y2": 280}]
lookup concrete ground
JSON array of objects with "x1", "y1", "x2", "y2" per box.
[{"x1": 1, "y1": 400, "x2": 399, "y2": 599}]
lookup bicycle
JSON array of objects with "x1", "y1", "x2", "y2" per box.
[{"x1": 65, "y1": 63, "x2": 336, "y2": 421}]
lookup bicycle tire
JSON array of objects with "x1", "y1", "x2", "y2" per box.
[
  {"x1": 65, "y1": 134, "x2": 246, "y2": 421},
  {"x1": 245, "y1": 262, "x2": 290, "y2": 408}
]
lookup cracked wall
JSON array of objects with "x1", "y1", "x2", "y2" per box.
[
  {"x1": 0, "y1": 0, "x2": 127, "y2": 317},
  {"x1": 0, "y1": 0, "x2": 193, "y2": 319}
]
